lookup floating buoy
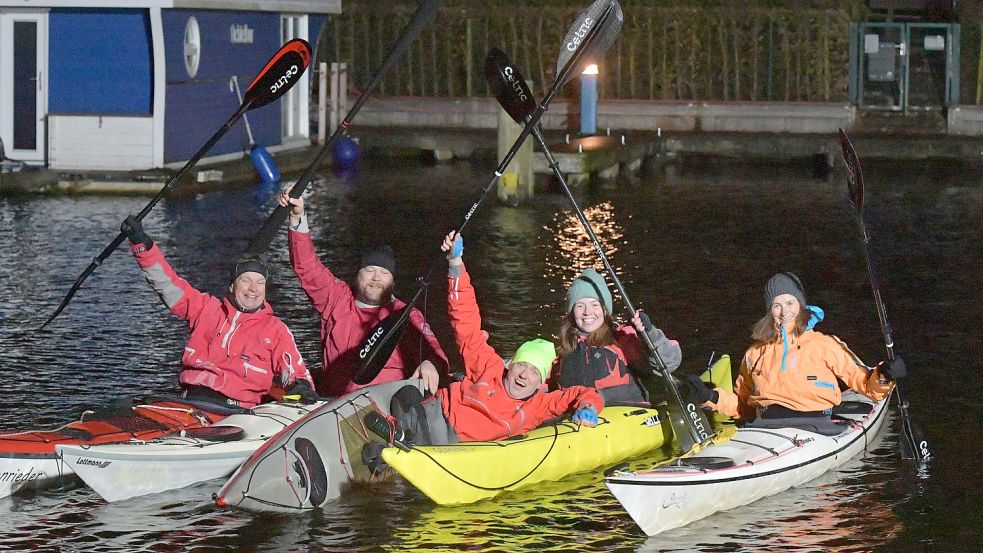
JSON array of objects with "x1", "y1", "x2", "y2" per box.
[
  {"x1": 333, "y1": 136, "x2": 360, "y2": 170},
  {"x1": 250, "y1": 145, "x2": 280, "y2": 186}
]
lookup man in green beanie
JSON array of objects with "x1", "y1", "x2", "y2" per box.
[{"x1": 368, "y1": 233, "x2": 604, "y2": 448}]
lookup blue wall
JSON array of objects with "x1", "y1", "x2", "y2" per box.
[
  {"x1": 162, "y1": 10, "x2": 284, "y2": 163},
  {"x1": 48, "y1": 9, "x2": 153, "y2": 114}
]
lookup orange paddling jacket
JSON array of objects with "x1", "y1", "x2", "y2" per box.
[{"x1": 709, "y1": 324, "x2": 892, "y2": 420}]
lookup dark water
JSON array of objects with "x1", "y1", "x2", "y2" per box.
[{"x1": 0, "y1": 155, "x2": 980, "y2": 552}]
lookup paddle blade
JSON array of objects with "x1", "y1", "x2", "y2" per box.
[
  {"x1": 838, "y1": 128, "x2": 865, "y2": 213},
  {"x1": 485, "y1": 48, "x2": 536, "y2": 124},
  {"x1": 351, "y1": 307, "x2": 411, "y2": 385},
  {"x1": 485, "y1": 47, "x2": 537, "y2": 125},
  {"x1": 243, "y1": 38, "x2": 312, "y2": 110},
  {"x1": 555, "y1": 0, "x2": 624, "y2": 88}
]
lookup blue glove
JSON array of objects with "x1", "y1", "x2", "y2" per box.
[
  {"x1": 446, "y1": 234, "x2": 463, "y2": 260},
  {"x1": 571, "y1": 405, "x2": 598, "y2": 427},
  {"x1": 881, "y1": 356, "x2": 907, "y2": 381}
]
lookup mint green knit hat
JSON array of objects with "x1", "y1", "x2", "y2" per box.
[{"x1": 566, "y1": 268, "x2": 613, "y2": 314}]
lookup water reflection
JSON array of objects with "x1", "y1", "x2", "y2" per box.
[{"x1": 0, "y1": 156, "x2": 979, "y2": 550}]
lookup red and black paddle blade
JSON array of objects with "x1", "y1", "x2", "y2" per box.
[
  {"x1": 485, "y1": 47, "x2": 537, "y2": 125},
  {"x1": 351, "y1": 307, "x2": 411, "y2": 385},
  {"x1": 243, "y1": 38, "x2": 312, "y2": 110},
  {"x1": 838, "y1": 128, "x2": 865, "y2": 213},
  {"x1": 555, "y1": 0, "x2": 624, "y2": 89}
]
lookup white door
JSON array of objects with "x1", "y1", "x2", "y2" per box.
[
  {"x1": 280, "y1": 14, "x2": 309, "y2": 142},
  {"x1": 0, "y1": 10, "x2": 48, "y2": 163}
]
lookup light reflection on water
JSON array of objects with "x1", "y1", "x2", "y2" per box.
[{"x1": 0, "y1": 156, "x2": 979, "y2": 551}]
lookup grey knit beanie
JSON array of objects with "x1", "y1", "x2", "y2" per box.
[
  {"x1": 764, "y1": 272, "x2": 807, "y2": 309},
  {"x1": 566, "y1": 268, "x2": 613, "y2": 314}
]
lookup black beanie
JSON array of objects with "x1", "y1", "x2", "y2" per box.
[
  {"x1": 764, "y1": 272, "x2": 807, "y2": 309},
  {"x1": 230, "y1": 255, "x2": 270, "y2": 282},
  {"x1": 360, "y1": 244, "x2": 396, "y2": 274}
]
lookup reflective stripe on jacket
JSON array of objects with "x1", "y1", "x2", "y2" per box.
[
  {"x1": 439, "y1": 265, "x2": 603, "y2": 442},
  {"x1": 288, "y1": 228, "x2": 449, "y2": 397},
  {"x1": 131, "y1": 243, "x2": 311, "y2": 408}
]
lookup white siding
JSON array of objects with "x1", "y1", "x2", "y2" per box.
[{"x1": 48, "y1": 114, "x2": 154, "y2": 170}]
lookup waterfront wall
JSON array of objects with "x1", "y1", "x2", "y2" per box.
[{"x1": 351, "y1": 97, "x2": 858, "y2": 134}]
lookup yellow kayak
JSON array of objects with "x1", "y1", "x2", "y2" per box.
[{"x1": 381, "y1": 355, "x2": 733, "y2": 505}]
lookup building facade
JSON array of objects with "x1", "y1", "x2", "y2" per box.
[{"x1": 0, "y1": 0, "x2": 339, "y2": 170}]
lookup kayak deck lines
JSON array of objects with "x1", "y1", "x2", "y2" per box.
[{"x1": 605, "y1": 391, "x2": 889, "y2": 535}]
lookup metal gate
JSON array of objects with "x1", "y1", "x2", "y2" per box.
[{"x1": 849, "y1": 22, "x2": 960, "y2": 111}]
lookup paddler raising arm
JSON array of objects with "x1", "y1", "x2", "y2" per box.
[
  {"x1": 120, "y1": 216, "x2": 317, "y2": 409},
  {"x1": 277, "y1": 189, "x2": 449, "y2": 398}
]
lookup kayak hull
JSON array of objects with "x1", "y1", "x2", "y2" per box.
[
  {"x1": 604, "y1": 390, "x2": 890, "y2": 536},
  {"x1": 382, "y1": 404, "x2": 669, "y2": 505},
  {"x1": 381, "y1": 355, "x2": 735, "y2": 505},
  {"x1": 56, "y1": 401, "x2": 322, "y2": 502},
  {"x1": 0, "y1": 399, "x2": 224, "y2": 499},
  {"x1": 215, "y1": 379, "x2": 424, "y2": 513}
]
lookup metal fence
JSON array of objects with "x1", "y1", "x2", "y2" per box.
[{"x1": 316, "y1": 3, "x2": 981, "y2": 105}]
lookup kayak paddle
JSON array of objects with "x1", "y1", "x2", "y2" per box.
[
  {"x1": 38, "y1": 39, "x2": 312, "y2": 330},
  {"x1": 485, "y1": 45, "x2": 714, "y2": 453},
  {"x1": 838, "y1": 128, "x2": 930, "y2": 463},
  {"x1": 241, "y1": 0, "x2": 444, "y2": 258},
  {"x1": 351, "y1": 0, "x2": 625, "y2": 385}
]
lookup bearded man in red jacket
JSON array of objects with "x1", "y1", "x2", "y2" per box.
[{"x1": 278, "y1": 191, "x2": 449, "y2": 398}]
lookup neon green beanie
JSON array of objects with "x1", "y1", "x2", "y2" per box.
[{"x1": 511, "y1": 338, "x2": 557, "y2": 383}]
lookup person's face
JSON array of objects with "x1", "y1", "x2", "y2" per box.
[
  {"x1": 355, "y1": 265, "x2": 394, "y2": 305},
  {"x1": 771, "y1": 293, "x2": 800, "y2": 327},
  {"x1": 230, "y1": 272, "x2": 267, "y2": 311},
  {"x1": 504, "y1": 361, "x2": 542, "y2": 400},
  {"x1": 572, "y1": 298, "x2": 605, "y2": 333}
]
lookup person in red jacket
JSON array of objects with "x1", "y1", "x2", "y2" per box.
[
  {"x1": 367, "y1": 232, "x2": 604, "y2": 449},
  {"x1": 552, "y1": 267, "x2": 682, "y2": 406},
  {"x1": 278, "y1": 190, "x2": 449, "y2": 398},
  {"x1": 120, "y1": 216, "x2": 317, "y2": 409}
]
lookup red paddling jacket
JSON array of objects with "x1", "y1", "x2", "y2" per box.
[
  {"x1": 131, "y1": 243, "x2": 312, "y2": 408},
  {"x1": 438, "y1": 264, "x2": 603, "y2": 442},
  {"x1": 288, "y1": 228, "x2": 449, "y2": 397}
]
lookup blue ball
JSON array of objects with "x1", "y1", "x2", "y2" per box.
[{"x1": 332, "y1": 136, "x2": 360, "y2": 170}]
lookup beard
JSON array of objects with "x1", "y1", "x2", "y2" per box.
[{"x1": 357, "y1": 282, "x2": 394, "y2": 305}]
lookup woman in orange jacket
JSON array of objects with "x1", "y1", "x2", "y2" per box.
[{"x1": 685, "y1": 272, "x2": 906, "y2": 434}]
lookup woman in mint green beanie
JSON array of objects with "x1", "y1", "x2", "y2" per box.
[{"x1": 553, "y1": 268, "x2": 682, "y2": 405}]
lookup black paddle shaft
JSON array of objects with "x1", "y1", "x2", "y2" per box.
[
  {"x1": 483, "y1": 39, "x2": 712, "y2": 452},
  {"x1": 351, "y1": 2, "x2": 620, "y2": 385},
  {"x1": 242, "y1": 0, "x2": 443, "y2": 258},
  {"x1": 838, "y1": 128, "x2": 930, "y2": 462},
  {"x1": 38, "y1": 103, "x2": 253, "y2": 331},
  {"x1": 38, "y1": 39, "x2": 313, "y2": 330},
  {"x1": 529, "y1": 125, "x2": 713, "y2": 450}
]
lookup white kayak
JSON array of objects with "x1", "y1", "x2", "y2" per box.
[
  {"x1": 605, "y1": 390, "x2": 890, "y2": 536},
  {"x1": 215, "y1": 379, "x2": 423, "y2": 513},
  {"x1": 55, "y1": 400, "x2": 324, "y2": 502}
]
